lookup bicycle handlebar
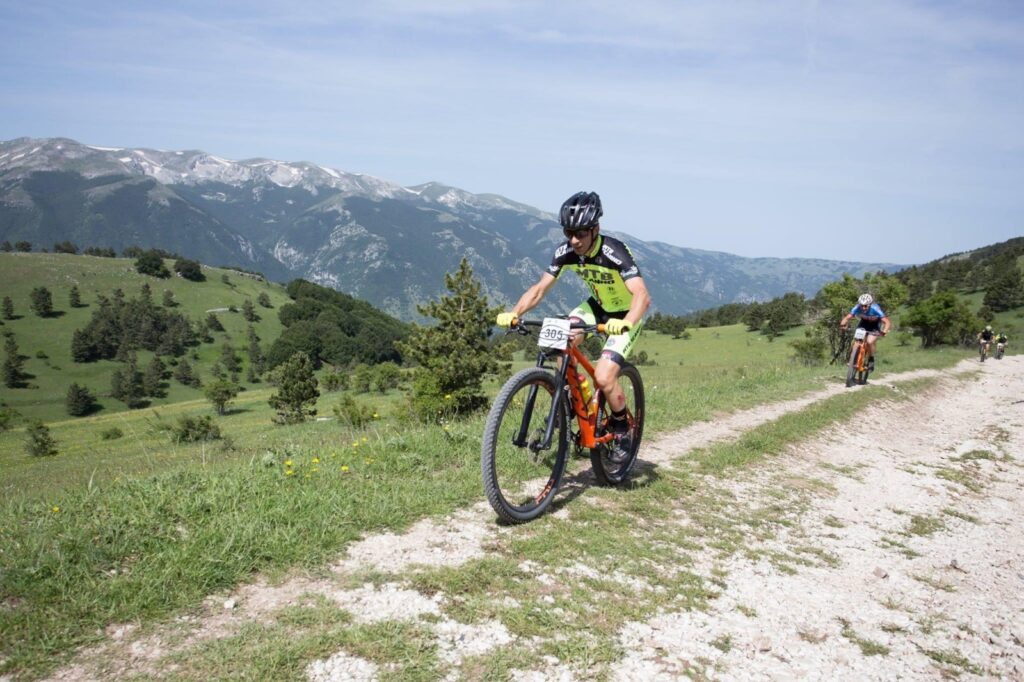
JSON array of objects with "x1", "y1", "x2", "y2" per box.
[{"x1": 511, "y1": 318, "x2": 607, "y2": 334}]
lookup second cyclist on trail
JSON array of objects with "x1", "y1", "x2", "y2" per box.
[
  {"x1": 496, "y1": 191, "x2": 651, "y2": 459},
  {"x1": 839, "y1": 293, "x2": 891, "y2": 375}
]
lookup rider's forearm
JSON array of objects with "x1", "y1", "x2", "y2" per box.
[
  {"x1": 624, "y1": 288, "x2": 651, "y2": 328},
  {"x1": 511, "y1": 284, "x2": 546, "y2": 317}
]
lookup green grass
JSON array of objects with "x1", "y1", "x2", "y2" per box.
[
  {"x1": 0, "y1": 288, "x2": 994, "y2": 679},
  {"x1": 0, "y1": 252, "x2": 291, "y2": 423}
]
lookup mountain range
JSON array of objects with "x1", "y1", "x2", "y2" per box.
[{"x1": 0, "y1": 137, "x2": 902, "y2": 320}]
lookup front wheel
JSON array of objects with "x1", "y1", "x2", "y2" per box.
[
  {"x1": 481, "y1": 368, "x2": 568, "y2": 524},
  {"x1": 846, "y1": 342, "x2": 862, "y2": 388},
  {"x1": 591, "y1": 364, "x2": 645, "y2": 486}
]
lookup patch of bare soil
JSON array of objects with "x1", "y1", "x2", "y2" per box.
[{"x1": 41, "y1": 358, "x2": 1024, "y2": 681}]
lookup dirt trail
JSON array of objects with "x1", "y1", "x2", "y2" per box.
[{"x1": 40, "y1": 357, "x2": 1024, "y2": 681}]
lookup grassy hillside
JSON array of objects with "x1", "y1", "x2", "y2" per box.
[
  {"x1": 0, "y1": 252, "x2": 291, "y2": 422},
  {"x1": 1, "y1": 250, "x2": 1016, "y2": 679}
]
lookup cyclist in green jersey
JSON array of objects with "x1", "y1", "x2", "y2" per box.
[{"x1": 496, "y1": 191, "x2": 651, "y2": 460}]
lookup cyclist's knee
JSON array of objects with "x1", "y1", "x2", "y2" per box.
[{"x1": 594, "y1": 361, "x2": 619, "y2": 390}]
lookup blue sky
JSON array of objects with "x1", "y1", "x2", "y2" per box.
[{"x1": 1, "y1": 1, "x2": 1022, "y2": 264}]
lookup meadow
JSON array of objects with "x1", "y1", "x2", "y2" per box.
[{"x1": 0, "y1": 306, "x2": 982, "y2": 678}]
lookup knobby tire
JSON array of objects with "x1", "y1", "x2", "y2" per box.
[
  {"x1": 591, "y1": 363, "x2": 645, "y2": 486},
  {"x1": 481, "y1": 367, "x2": 568, "y2": 524},
  {"x1": 846, "y1": 341, "x2": 864, "y2": 387}
]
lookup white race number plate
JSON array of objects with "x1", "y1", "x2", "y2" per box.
[{"x1": 537, "y1": 318, "x2": 571, "y2": 349}]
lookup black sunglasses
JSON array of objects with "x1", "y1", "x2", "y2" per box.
[{"x1": 563, "y1": 227, "x2": 593, "y2": 239}]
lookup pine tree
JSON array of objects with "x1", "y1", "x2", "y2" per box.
[
  {"x1": 69, "y1": 285, "x2": 82, "y2": 308},
  {"x1": 396, "y1": 258, "x2": 503, "y2": 419},
  {"x1": 257, "y1": 292, "x2": 272, "y2": 308},
  {"x1": 983, "y1": 268, "x2": 1024, "y2": 312},
  {"x1": 2, "y1": 296, "x2": 13, "y2": 320},
  {"x1": 205, "y1": 312, "x2": 224, "y2": 332},
  {"x1": 246, "y1": 325, "x2": 264, "y2": 378},
  {"x1": 220, "y1": 342, "x2": 241, "y2": 376},
  {"x1": 65, "y1": 383, "x2": 98, "y2": 416},
  {"x1": 112, "y1": 353, "x2": 145, "y2": 408},
  {"x1": 268, "y1": 351, "x2": 319, "y2": 423},
  {"x1": 143, "y1": 356, "x2": 166, "y2": 397},
  {"x1": 29, "y1": 287, "x2": 53, "y2": 317},
  {"x1": 173, "y1": 357, "x2": 201, "y2": 388},
  {"x1": 3, "y1": 334, "x2": 24, "y2": 388},
  {"x1": 162, "y1": 290, "x2": 175, "y2": 307},
  {"x1": 242, "y1": 299, "x2": 257, "y2": 322}
]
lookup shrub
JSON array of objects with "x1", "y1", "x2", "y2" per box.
[
  {"x1": 789, "y1": 331, "x2": 827, "y2": 365},
  {"x1": 25, "y1": 420, "x2": 58, "y2": 457},
  {"x1": 204, "y1": 379, "x2": 240, "y2": 415},
  {"x1": 333, "y1": 395, "x2": 376, "y2": 428},
  {"x1": 171, "y1": 415, "x2": 222, "y2": 443},
  {"x1": 350, "y1": 364, "x2": 374, "y2": 393},
  {"x1": 321, "y1": 370, "x2": 348, "y2": 392},
  {"x1": 0, "y1": 406, "x2": 20, "y2": 432},
  {"x1": 173, "y1": 258, "x2": 205, "y2": 282},
  {"x1": 135, "y1": 250, "x2": 171, "y2": 278},
  {"x1": 100, "y1": 426, "x2": 124, "y2": 440},
  {"x1": 408, "y1": 371, "x2": 459, "y2": 424}
]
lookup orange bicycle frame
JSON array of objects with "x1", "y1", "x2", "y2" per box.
[{"x1": 563, "y1": 344, "x2": 616, "y2": 449}]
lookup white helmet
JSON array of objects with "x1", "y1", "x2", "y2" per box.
[{"x1": 858, "y1": 294, "x2": 873, "y2": 306}]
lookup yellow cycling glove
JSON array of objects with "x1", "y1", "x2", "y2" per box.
[
  {"x1": 605, "y1": 318, "x2": 631, "y2": 335},
  {"x1": 495, "y1": 312, "x2": 517, "y2": 328}
]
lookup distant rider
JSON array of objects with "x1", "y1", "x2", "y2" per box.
[
  {"x1": 495, "y1": 191, "x2": 651, "y2": 460},
  {"x1": 839, "y1": 293, "x2": 891, "y2": 373},
  {"x1": 978, "y1": 325, "x2": 995, "y2": 356}
]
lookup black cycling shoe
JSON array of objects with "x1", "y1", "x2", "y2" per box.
[{"x1": 608, "y1": 426, "x2": 633, "y2": 464}]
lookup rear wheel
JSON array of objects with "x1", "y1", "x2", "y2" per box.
[
  {"x1": 591, "y1": 364, "x2": 645, "y2": 486},
  {"x1": 481, "y1": 368, "x2": 568, "y2": 524},
  {"x1": 980, "y1": 344, "x2": 987, "y2": 362}
]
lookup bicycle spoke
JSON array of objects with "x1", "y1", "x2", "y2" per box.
[{"x1": 482, "y1": 368, "x2": 568, "y2": 523}]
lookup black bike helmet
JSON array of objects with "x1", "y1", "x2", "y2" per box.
[{"x1": 559, "y1": 191, "x2": 603, "y2": 231}]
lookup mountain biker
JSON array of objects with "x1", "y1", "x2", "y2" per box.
[
  {"x1": 978, "y1": 325, "x2": 995, "y2": 356},
  {"x1": 839, "y1": 293, "x2": 891, "y2": 374},
  {"x1": 495, "y1": 191, "x2": 651, "y2": 461}
]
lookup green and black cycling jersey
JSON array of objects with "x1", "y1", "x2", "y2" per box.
[
  {"x1": 547, "y1": 235, "x2": 641, "y2": 314},
  {"x1": 980, "y1": 329, "x2": 994, "y2": 342}
]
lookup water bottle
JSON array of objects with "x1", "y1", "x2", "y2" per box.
[{"x1": 577, "y1": 371, "x2": 593, "y2": 405}]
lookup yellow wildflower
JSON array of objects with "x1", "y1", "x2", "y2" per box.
[
  {"x1": 51, "y1": 506, "x2": 60, "y2": 513},
  {"x1": 361, "y1": 437, "x2": 368, "y2": 443},
  {"x1": 341, "y1": 465, "x2": 350, "y2": 472},
  {"x1": 311, "y1": 457, "x2": 320, "y2": 464},
  {"x1": 285, "y1": 470, "x2": 295, "y2": 477},
  {"x1": 284, "y1": 459, "x2": 293, "y2": 467}
]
